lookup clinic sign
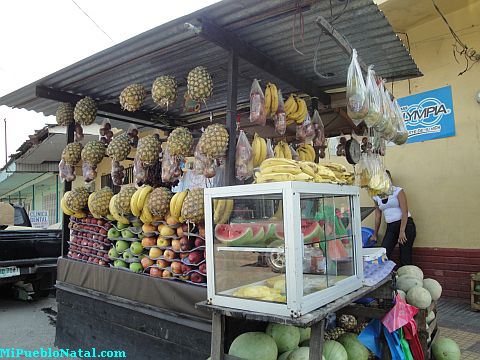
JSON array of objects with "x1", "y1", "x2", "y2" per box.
[
  {"x1": 397, "y1": 85, "x2": 455, "y2": 144},
  {"x1": 29, "y1": 210, "x2": 49, "y2": 229}
]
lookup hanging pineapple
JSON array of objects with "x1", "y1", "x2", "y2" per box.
[
  {"x1": 147, "y1": 187, "x2": 172, "y2": 217},
  {"x1": 166, "y1": 127, "x2": 193, "y2": 157},
  {"x1": 181, "y1": 188, "x2": 204, "y2": 224},
  {"x1": 61, "y1": 142, "x2": 83, "y2": 166},
  {"x1": 64, "y1": 187, "x2": 89, "y2": 212},
  {"x1": 56, "y1": 103, "x2": 74, "y2": 126},
  {"x1": 151, "y1": 75, "x2": 177, "y2": 109},
  {"x1": 199, "y1": 123, "x2": 229, "y2": 159},
  {"x1": 187, "y1": 66, "x2": 213, "y2": 101},
  {"x1": 119, "y1": 84, "x2": 146, "y2": 112},
  {"x1": 74, "y1": 97, "x2": 97, "y2": 126},
  {"x1": 136, "y1": 134, "x2": 162, "y2": 166},
  {"x1": 89, "y1": 187, "x2": 113, "y2": 217}
]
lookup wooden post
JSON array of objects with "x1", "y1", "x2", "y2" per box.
[
  {"x1": 61, "y1": 122, "x2": 74, "y2": 256},
  {"x1": 224, "y1": 49, "x2": 238, "y2": 186},
  {"x1": 211, "y1": 312, "x2": 225, "y2": 360},
  {"x1": 309, "y1": 319, "x2": 325, "y2": 360}
]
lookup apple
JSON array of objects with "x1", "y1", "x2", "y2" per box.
[
  {"x1": 195, "y1": 237, "x2": 205, "y2": 248},
  {"x1": 163, "y1": 249, "x2": 176, "y2": 260},
  {"x1": 198, "y1": 224, "x2": 205, "y2": 238},
  {"x1": 87, "y1": 233, "x2": 93, "y2": 239},
  {"x1": 181, "y1": 264, "x2": 193, "y2": 273},
  {"x1": 121, "y1": 229, "x2": 135, "y2": 239},
  {"x1": 166, "y1": 216, "x2": 178, "y2": 226},
  {"x1": 177, "y1": 227, "x2": 184, "y2": 237},
  {"x1": 88, "y1": 256, "x2": 94, "y2": 262},
  {"x1": 82, "y1": 255, "x2": 89, "y2": 261},
  {"x1": 85, "y1": 218, "x2": 91, "y2": 224},
  {"x1": 190, "y1": 272, "x2": 206, "y2": 283},
  {"x1": 129, "y1": 262, "x2": 143, "y2": 273},
  {"x1": 98, "y1": 244, "x2": 105, "y2": 251},
  {"x1": 97, "y1": 219, "x2": 105, "y2": 227},
  {"x1": 117, "y1": 222, "x2": 130, "y2": 230},
  {"x1": 87, "y1": 241, "x2": 94, "y2": 248},
  {"x1": 141, "y1": 237, "x2": 156, "y2": 247},
  {"x1": 182, "y1": 224, "x2": 189, "y2": 232},
  {"x1": 149, "y1": 267, "x2": 162, "y2": 277},
  {"x1": 90, "y1": 219, "x2": 98, "y2": 225},
  {"x1": 114, "y1": 259, "x2": 128, "y2": 268},
  {"x1": 99, "y1": 228, "x2": 107, "y2": 236},
  {"x1": 103, "y1": 239, "x2": 111, "y2": 245},
  {"x1": 115, "y1": 240, "x2": 129, "y2": 254},
  {"x1": 93, "y1": 258, "x2": 100, "y2": 264},
  {"x1": 156, "y1": 236, "x2": 171, "y2": 247},
  {"x1": 180, "y1": 237, "x2": 194, "y2": 251},
  {"x1": 141, "y1": 257, "x2": 154, "y2": 269},
  {"x1": 98, "y1": 260, "x2": 107, "y2": 266},
  {"x1": 131, "y1": 220, "x2": 142, "y2": 228},
  {"x1": 179, "y1": 253, "x2": 189, "y2": 260},
  {"x1": 162, "y1": 270, "x2": 172, "y2": 278},
  {"x1": 81, "y1": 240, "x2": 88, "y2": 247},
  {"x1": 142, "y1": 224, "x2": 156, "y2": 233},
  {"x1": 179, "y1": 275, "x2": 190, "y2": 281},
  {"x1": 123, "y1": 251, "x2": 134, "y2": 260},
  {"x1": 171, "y1": 261, "x2": 182, "y2": 274},
  {"x1": 188, "y1": 251, "x2": 204, "y2": 264},
  {"x1": 156, "y1": 259, "x2": 169, "y2": 268},
  {"x1": 130, "y1": 241, "x2": 143, "y2": 255},
  {"x1": 103, "y1": 253, "x2": 109, "y2": 261},
  {"x1": 171, "y1": 239, "x2": 181, "y2": 252},
  {"x1": 199, "y1": 263, "x2": 207, "y2": 274},
  {"x1": 104, "y1": 223, "x2": 113, "y2": 230},
  {"x1": 160, "y1": 226, "x2": 175, "y2": 237},
  {"x1": 108, "y1": 228, "x2": 121, "y2": 239},
  {"x1": 149, "y1": 248, "x2": 163, "y2": 259},
  {"x1": 157, "y1": 224, "x2": 166, "y2": 233}
]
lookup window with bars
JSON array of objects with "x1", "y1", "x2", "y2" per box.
[
  {"x1": 43, "y1": 193, "x2": 57, "y2": 225},
  {"x1": 101, "y1": 166, "x2": 134, "y2": 194}
]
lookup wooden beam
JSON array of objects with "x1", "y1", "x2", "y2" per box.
[
  {"x1": 196, "y1": 18, "x2": 331, "y2": 105},
  {"x1": 224, "y1": 49, "x2": 238, "y2": 186},
  {"x1": 315, "y1": 16, "x2": 368, "y2": 73}
]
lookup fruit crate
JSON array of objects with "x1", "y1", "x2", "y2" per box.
[
  {"x1": 204, "y1": 182, "x2": 364, "y2": 318},
  {"x1": 471, "y1": 272, "x2": 480, "y2": 311}
]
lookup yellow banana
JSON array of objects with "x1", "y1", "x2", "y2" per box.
[
  {"x1": 293, "y1": 172, "x2": 314, "y2": 181},
  {"x1": 290, "y1": 98, "x2": 307, "y2": 123},
  {"x1": 91, "y1": 212, "x2": 102, "y2": 219},
  {"x1": 270, "y1": 201, "x2": 283, "y2": 221},
  {"x1": 170, "y1": 192, "x2": 180, "y2": 216},
  {"x1": 282, "y1": 142, "x2": 292, "y2": 160},
  {"x1": 264, "y1": 84, "x2": 272, "y2": 116},
  {"x1": 284, "y1": 94, "x2": 298, "y2": 115},
  {"x1": 274, "y1": 143, "x2": 284, "y2": 158},
  {"x1": 173, "y1": 190, "x2": 188, "y2": 218},
  {"x1": 299, "y1": 163, "x2": 316, "y2": 177},
  {"x1": 260, "y1": 158, "x2": 297, "y2": 170},
  {"x1": 109, "y1": 195, "x2": 130, "y2": 225},
  {"x1": 256, "y1": 172, "x2": 298, "y2": 183},
  {"x1": 269, "y1": 83, "x2": 278, "y2": 116},
  {"x1": 258, "y1": 135, "x2": 267, "y2": 165},
  {"x1": 252, "y1": 133, "x2": 261, "y2": 167},
  {"x1": 61, "y1": 197, "x2": 75, "y2": 216},
  {"x1": 213, "y1": 199, "x2": 227, "y2": 223},
  {"x1": 131, "y1": 189, "x2": 141, "y2": 217},
  {"x1": 73, "y1": 210, "x2": 87, "y2": 219},
  {"x1": 136, "y1": 185, "x2": 153, "y2": 211},
  {"x1": 140, "y1": 197, "x2": 153, "y2": 224},
  {"x1": 88, "y1": 192, "x2": 95, "y2": 211},
  {"x1": 260, "y1": 165, "x2": 302, "y2": 175},
  {"x1": 217, "y1": 200, "x2": 234, "y2": 224},
  {"x1": 305, "y1": 144, "x2": 316, "y2": 161}
]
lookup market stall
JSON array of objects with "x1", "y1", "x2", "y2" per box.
[{"x1": 0, "y1": 1, "x2": 439, "y2": 359}]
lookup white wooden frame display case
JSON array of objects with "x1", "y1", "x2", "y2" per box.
[{"x1": 204, "y1": 181, "x2": 364, "y2": 318}]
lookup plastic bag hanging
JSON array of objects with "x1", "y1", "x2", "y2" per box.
[
  {"x1": 82, "y1": 163, "x2": 97, "y2": 183},
  {"x1": 162, "y1": 147, "x2": 182, "y2": 184},
  {"x1": 346, "y1": 49, "x2": 369, "y2": 124},
  {"x1": 273, "y1": 89, "x2": 287, "y2": 135},
  {"x1": 374, "y1": 82, "x2": 391, "y2": 133},
  {"x1": 99, "y1": 119, "x2": 113, "y2": 145},
  {"x1": 265, "y1": 138, "x2": 275, "y2": 159},
  {"x1": 364, "y1": 65, "x2": 382, "y2": 128},
  {"x1": 133, "y1": 157, "x2": 146, "y2": 186},
  {"x1": 382, "y1": 89, "x2": 398, "y2": 142},
  {"x1": 249, "y1": 79, "x2": 266, "y2": 126},
  {"x1": 111, "y1": 160, "x2": 126, "y2": 186},
  {"x1": 289, "y1": 144, "x2": 300, "y2": 161},
  {"x1": 59, "y1": 159, "x2": 76, "y2": 182},
  {"x1": 312, "y1": 110, "x2": 326, "y2": 147},
  {"x1": 235, "y1": 130, "x2": 254, "y2": 181},
  {"x1": 392, "y1": 100, "x2": 409, "y2": 145}
]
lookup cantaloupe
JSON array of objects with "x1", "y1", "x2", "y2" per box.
[
  {"x1": 423, "y1": 278, "x2": 442, "y2": 301},
  {"x1": 406, "y1": 286, "x2": 432, "y2": 309},
  {"x1": 323, "y1": 340, "x2": 348, "y2": 360},
  {"x1": 426, "y1": 311, "x2": 436, "y2": 324},
  {"x1": 397, "y1": 265, "x2": 423, "y2": 279},
  {"x1": 266, "y1": 323, "x2": 301, "y2": 353},
  {"x1": 286, "y1": 347, "x2": 308, "y2": 360},
  {"x1": 432, "y1": 337, "x2": 461, "y2": 360},
  {"x1": 278, "y1": 349, "x2": 296, "y2": 360},
  {"x1": 228, "y1": 332, "x2": 278, "y2": 360},
  {"x1": 298, "y1": 327, "x2": 311, "y2": 343},
  {"x1": 396, "y1": 275, "x2": 423, "y2": 292},
  {"x1": 337, "y1": 333, "x2": 369, "y2": 360}
]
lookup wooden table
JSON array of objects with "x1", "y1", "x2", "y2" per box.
[{"x1": 197, "y1": 275, "x2": 393, "y2": 360}]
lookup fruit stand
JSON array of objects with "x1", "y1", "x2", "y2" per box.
[{"x1": 0, "y1": 1, "x2": 426, "y2": 359}]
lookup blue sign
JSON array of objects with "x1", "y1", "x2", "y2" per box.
[{"x1": 397, "y1": 86, "x2": 455, "y2": 144}]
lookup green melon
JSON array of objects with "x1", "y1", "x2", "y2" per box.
[
  {"x1": 407, "y1": 286, "x2": 432, "y2": 309},
  {"x1": 301, "y1": 220, "x2": 322, "y2": 243},
  {"x1": 266, "y1": 323, "x2": 301, "y2": 353},
  {"x1": 286, "y1": 347, "x2": 309, "y2": 360},
  {"x1": 278, "y1": 349, "x2": 295, "y2": 360},
  {"x1": 299, "y1": 339, "x2": 310, "y2": 347},
  {"x1": 423, "y1": 278, "x2": 442, "y2": 301},
  {"x1": 298, "y1": 327, "x2": 311, "y2": 343},
  {"x1": 397, "y1": 265, "x2": 423, "y2": 280},
  {"x1": 337, "y1": 333, "x2": 369, "y2": 360},
  {"x1": 432, "y1": 337, "x2": 461, "y2": 360},
  {"x1": 426, "y1": 311, "x2": 436, "y2": 324},
  {"x1": 228, "y1": 332, "x2": 278, "y2": 360},
  {"x1": 396, "y1": 275, "x2": 423, "y2": 292},
  {"x1": 323, "y1": 340, "x2": 348, "y2": 360},
  {"x1": 397, "y1": 289, "x2": 407, "y2": 300},
  {"x1": 215, "y1": 224, "x2": 253, "y2": 246}
]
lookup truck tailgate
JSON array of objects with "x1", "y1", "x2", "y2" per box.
[{"x1": 0, "y1": 230, "x2": 62, "y2": 262}]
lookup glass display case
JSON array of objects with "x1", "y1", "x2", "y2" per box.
[{"x1": 204, "y1": 182, "x2": 364, "y2": 318}]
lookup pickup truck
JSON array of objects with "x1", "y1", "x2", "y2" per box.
[{"x1": 0, "y1": 204, "x2": 62, "y2": 297}]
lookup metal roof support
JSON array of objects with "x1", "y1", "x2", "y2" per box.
[
  {"x1": 224, "y1": 50, "x2": 238, "y2": 187},
  {"x1": 62, "y1": 122, "x2": 74, "y2": 256},
  {"x1": 193, "y1": 18, "x2": 331, "y2": 105},
  {"x1": 315, "y1": 15, "x2": 368, "y2": 73}
]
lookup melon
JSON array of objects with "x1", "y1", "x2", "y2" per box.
[
  {"x1": 323, "y1": 340, "x2": 348, "y2": 360},
  {"x1": 337, "y1": 333, "x2": 369, "y2": 360},
  {"x1": 215, "y1": 224, "x2": 253, "y2": 246},
  {"x1": 426, "y1": 311, "x2": 436, "y2": 324},
  {"x1": 397, "y1": 289, "x2": 407, "y2": 300},
  {"x1": 397, "y1": 265, "x2": 423, "y2": 280},
  {"x1": 327, "y1": 240, "x2": 348, "y2": 260},
  {"x1": 228, "y1": 332, "x2": 278, "y2": 360},
  {"x1": 299, "y1": 339, "x2": 310, "y2": 347},
  {"x1": 250, "y1": 225, "x2": 266, "y2": 243},
  {"x1": 278, "y1": 349, "x2": 296, "y2": 360},
  {"x1": 432, "y1": 337, "x2": 461, "y2": 360},
  {"x1": 406, "y1": 286, "x2": 432, "y2": 309},
  {"x1": 272, "y1": 223, "x2": 285, "y2": 240},
  {"x1": 298, "y1": 327, "x2": 311, "y2": 343},
  {"x1": 266, "y1": 323, "x2": 301, "y2": 353},
  {"x1": 301, "y1": 220, "x2": 322, "y2": 243},
  {"x1": 396, "y1": 275, "x2": 423, "y2": 292},
  {"x1": 423, "y1": 278, "x2": 442, "y2": 301},
  {"x1": 286, "y1": 347, "x2": 310, "y2": 360}
]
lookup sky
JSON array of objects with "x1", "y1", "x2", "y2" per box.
[{"x1": 0, "y1": 0, "x2": 220, "y2": 167}]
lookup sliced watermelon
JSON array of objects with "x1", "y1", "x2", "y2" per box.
[
  {"x1": 250, "y1": 225, "x2": 265, "y2": 244},
  {"x1": 215, "y1": 224, "x2": 253, "y2": 246},
  {"x1": 327, "y1": 239, "x2": 348, "y2": 260},
  {"x1": 301, "y1": 220, "x2": 322, "y2": 243},
  {"x1": 262, "y1": 223, "x2": 277, "y2": 242}
]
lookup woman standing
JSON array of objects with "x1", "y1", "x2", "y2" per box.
[{"x1": 371, "y1": 171, "x2": 416, "y2": 266}]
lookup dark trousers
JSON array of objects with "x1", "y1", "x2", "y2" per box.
[{"x1": 382, "y1": 217, "x2": 416, "y2": 266}]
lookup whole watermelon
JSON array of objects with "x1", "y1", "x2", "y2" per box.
[
  {"x1": 228, "y1": 332, "x2": 278, "y2": 360},
  {"x1": 407, "y1": 286, "x2": 432, "y2": 309},
  {"x1": 287, "y1": 347, "x2": 309, "y2": 360},
  {"x1": 323, "y1": 340, "x2": 348, "y2": 360},
  {"x1": 423, "y1": 278, "x2": 442, "y2": 300},
  {"x1": 266, "y1": 323, "x2": 300, "y2": 353},
  {"x1": 432, "y1": 337, "x2": 461, "y2": 360},
  {"x1": 397, "y1": 265, "x2": 423, "y2": 279},
  {"x1": 337, "y1": 333, "x2": 369, "y2": 360},
  {"x1": 278, "y1": 349, "x2": 296, "y2": 360},
  {"x1": 298, "y1": 327, "x2": 311, "y2": 343}
]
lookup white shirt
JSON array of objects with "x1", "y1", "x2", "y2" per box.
[{"x1": 373, "y1": 186, "x2": 411, "y2": 224}]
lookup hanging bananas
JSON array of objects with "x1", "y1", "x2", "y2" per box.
[
  {"x1": 169, "y1": 190, "x2": 188, "y2": 219},
  {"x1": 131, "y1": 185, "x2": 153, "y2": 217},
  {"x1": 252, "y1": 133, "x2": 267, "y2": 168},
  {"x1": 285, "y1": 94, "x2": 308, "y2": 125},
  {"x1": 273, "y1": 140, "x2": 292, "y2": 159},
  {"x1": 213, "y1": 199, "x2": 234, "y2": 224},
  {"x1": 264, "y1": 82, "x2": 279, "y2": 118},
  {"x1": 297, "y1": 144, "x2": 316, "y2": 162}
]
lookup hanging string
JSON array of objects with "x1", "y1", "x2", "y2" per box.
[{"x1": 292, "y1": 0, "x2": 305, "y2": 55}]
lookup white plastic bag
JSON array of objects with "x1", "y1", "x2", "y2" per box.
[
  {"x1": 235, "y1": 130, "x2": 254, "y2": 180},
  {"x1": 249, "y1": 79, "x2": 266, "y2": 126},
  {"x1": 364, "y1": 65, "x2": 381, "y2": 128},
  {"x1": 346, "y1": 49, "x2": 368, "y2": 124},
  {"x1": 266, "y1": 138, "x2": 275, "y2": 159},
  {"x1": 273, "y1": 89, "x2": 286, "y2": 135}
]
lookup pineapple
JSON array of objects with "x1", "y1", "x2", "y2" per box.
[
  {"x1": 325, "y1": 327, "x2": 345, "y2": 341},
  {"x1": 81, "y1": 140, "x2": 106, "y2": 166},
  {"x1": 151, "y1": 75, "x2": 177, "y2": 109},
  {"x1": 166, "y1": 127, "x2": 193, "y2": 157},
  {"x1": 56, "y1": 103, "x2": 74, "y2": 126},
  {"x1": 90, "y1": 187, "x2": 113, "y2": 216},
  {"x1": 120, "y1": 84, "x2": 146, "y2": 112},
  {"x1": 115, "y1": 185, "x2": 137, "y2": 215},
  {"x1": 137, "y1": 134, "x2": 161, "y2": 165},
  {"x1": 181, "y1": 188, "x2": 204, "y2": 223},
  {"x1": 187, "y1": 66, "x2": 213, "y2": 101},
  {"x1": 199, "y1": 124, "x2": 229, "y2": 158},
  {"x1": 61, "y1": 142, "x2": 83, "y2": 166},
  {"x1": 147, "y1": 187, "x2": 172, "y2": 217},
  {"x1": 74, "y1": 97, "x2": 97, "y2": 125},
  {"x1": 353, "y1": 321, "x2": 368, "y2": 335},
  {"x1": 107, "y1": 133, "x2": 131, "y2": 161},
  {"x1": 338, "y1": 314, "x2": 357, "y2": 331},
  {"x1": 65, "y1": 187, "x2": 89, "y2": 212}
]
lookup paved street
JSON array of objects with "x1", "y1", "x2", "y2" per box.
[{"x1": 0, "y1": 294, "x2": 57, "y2": 350}]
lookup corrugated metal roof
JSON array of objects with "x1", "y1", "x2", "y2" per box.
[{"x1": 0, "y1": 0, "x2": 421, "y2": 125}]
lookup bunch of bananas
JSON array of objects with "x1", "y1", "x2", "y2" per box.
[
  {"x1": 109, "y1": 195, "x2": 130, "y2": 225},
  {"x1": 130, "y1": 186, "x2": 154, "y2": 224},
  {"x1": 61, "y1": 192, "x2": 86, "y2": 218},
  {"x1": 274, "y1": 141, "x2": 292, "y2": 159},
  {"x1": 285, "y1": 94, "x2": 308, "y2": 125},
  {"x1": 252, "y1": 133, "x2": 267, "y2": 168},
  {"x1": 297, "y1": 144, "x2": 316, "y2": 162},
  {"x1": 213, "y1": 199, "x2": 234, "y2": 224},
  {"x1": 169, "y1": 190, "x2": 188, "y2": 220},
  {"x1": 264, "y1": 82, "x2": 279, "y2": 118}
]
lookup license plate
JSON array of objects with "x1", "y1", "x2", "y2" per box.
[{"x1": 0, "y1": 266, "x2": 20, "y2": 278}]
